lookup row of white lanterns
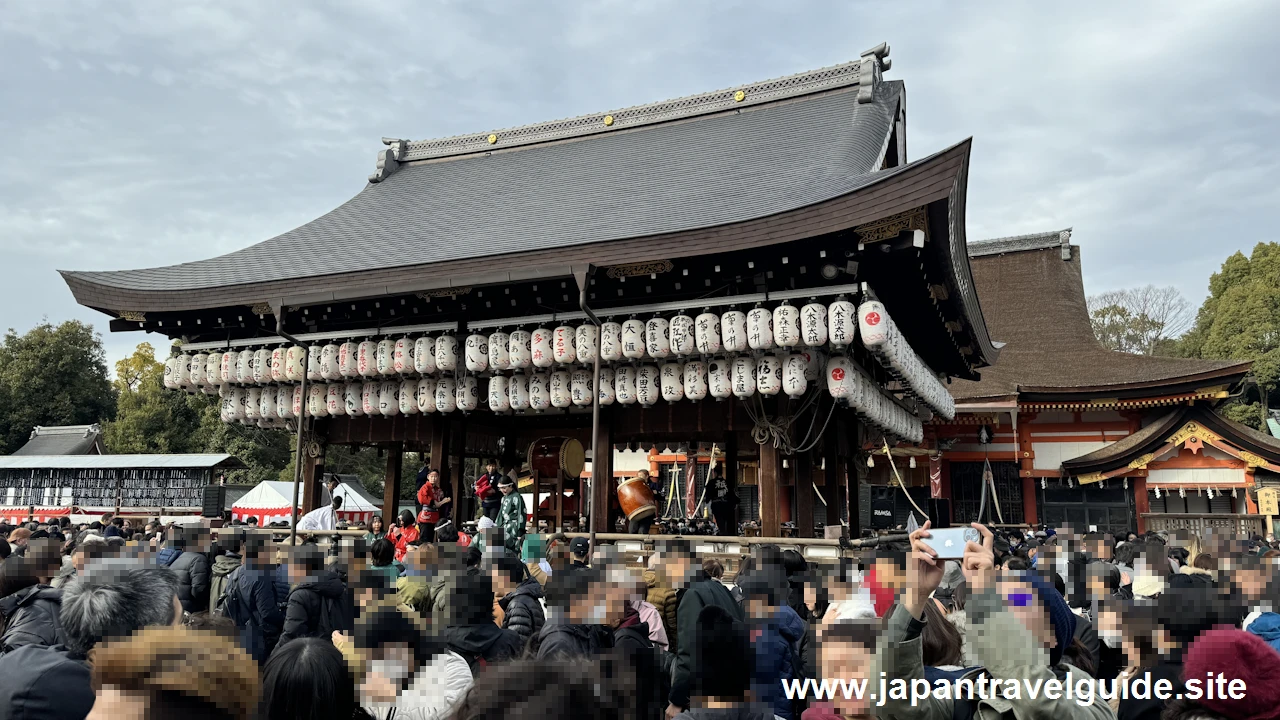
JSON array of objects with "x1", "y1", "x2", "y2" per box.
[
  {"x1": 857, "y1": 301, "x2": 956, "y2": 420},
  {"x1": 169, "y1": 299, "x2": 865, "y2": 390}
]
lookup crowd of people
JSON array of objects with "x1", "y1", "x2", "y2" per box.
[{"x1": 2, "y1": 499, "x2": 1280, "y2": 720}]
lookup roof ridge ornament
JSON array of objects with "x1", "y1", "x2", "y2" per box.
[
  {"x1": 369, "y1": 137, "x2": 408, "y2": 183},
  {"x1": 858, "y1": 42, "x2": 891, "y2": 104}
]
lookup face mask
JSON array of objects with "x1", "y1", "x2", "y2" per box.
[
  {"x1": 588, "y1": 603, "x2": 609, "y2": 624},
  {"x1": 1098, "y1": 629, "x2": 1124, "y2": 648},
  {"x1": 369, "y1": 659, "x2": 412, "y2": 685}
]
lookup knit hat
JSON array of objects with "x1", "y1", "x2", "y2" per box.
[
  {"x1": 1017, "y1": 571, "x2": 1077, "y2": 667},
  {"x1": 1184, "y1": 628, "x2": 1280, "y2": 720},
  {"x1": 1132, "y1": 574, "x2": 1166, "y2": 598}
]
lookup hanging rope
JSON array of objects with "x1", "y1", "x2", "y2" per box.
[{"x1": 884, "y1": 437, "x2": 929, "y2": 523}]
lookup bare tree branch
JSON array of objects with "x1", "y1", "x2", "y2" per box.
[{"x1": 1087, "y1": 285, "x2": 1192, "y2": 355}]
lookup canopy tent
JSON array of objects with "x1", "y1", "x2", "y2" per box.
[
  {"x1": 231, "y1": 480, "x2": 380, "y2": 526},
  {"x1": 0, "y1": 507, "x2": 71, "y2": 525}
]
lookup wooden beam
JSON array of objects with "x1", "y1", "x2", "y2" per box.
[
  {"x1": 383, "y1": 441, "x2": 403, "y2": 525},
  {"x1": 591, "y1": 409, "x2": 613, "y2": 533},
  {"x1": 759, "y1": 438, "x2": 781, "y2": 538},
  {"x1": 300, "y1": 441, "x2": 326, "y2": 513},
  {"x1": 450, "y1": 417, "x2": 466, "y2": 522}
]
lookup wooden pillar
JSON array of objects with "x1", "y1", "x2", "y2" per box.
[
  {"x1": 1133, "y1": 475, "x2": 1149, "y2": 534},
  {"x1": 849, "y1": 417, "x2": 864, "y2": 537},
  {"x1": 383, "y1": 441, "x2": 403, "y2": 524},
  {"x1": 759, "y1": 440, "x2": 781, "y2": 538},
  {"x1": 591, "y1": 409, "x2": 613, "y2": 533},
  {"x1": 823, "y1": 433, "x2": 840, "y2": 529},
  {"x1": 1022, "y1": 477, "x2": 1038, "y2": 525},
  {"x1": 449, "y1": 418, "x2": 466, "y2": 520},
  {"x1": 795, "y1": 452, "x2": 814, "y2": 537},
  {"x1": 427, "y1": 423, "x2": 448, "y2": 494},
  {"x1": 300, "y1": 443, "x2": 326, "y2": 513}
]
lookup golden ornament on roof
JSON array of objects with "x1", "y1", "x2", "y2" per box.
[
  {"x1": 487, "y1": 134, "x2": 497, "y2": 144},
  {"x1": 734, "y1": 90, "x2": 746, "y2": 102},
  {"x1": 603, "y1": 115, "x2": 615, "y2": 126}
]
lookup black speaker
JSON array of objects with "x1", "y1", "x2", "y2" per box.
[
  {"x1": 202, "y1": 485, "x2": 226, "y2": 518},
  {"x1": 928, "y1": 498, "x2": 952, "y2": 528}
]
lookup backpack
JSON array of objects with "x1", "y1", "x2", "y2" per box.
[{"x1": 219, "y1": 567, "x2": 247, "y2": 624}]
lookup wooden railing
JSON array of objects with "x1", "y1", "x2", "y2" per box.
[{"x1": 1141, "y1": 513, "x2": 1265, "y2": 537}]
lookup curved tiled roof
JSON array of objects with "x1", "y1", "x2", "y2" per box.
[
  {"x1": 62, "y1": 73, "x2": 900, "y2": 295},
  {"x1": 949, "y1": 232, "x2": 1249, "y2": 401}
]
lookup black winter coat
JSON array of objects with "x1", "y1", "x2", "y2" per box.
[
  {"x1": 234, "y1": 566, "x2": 286, "y2": 665},
  {"x1": 614, "y1": 621, "x2": 672, "y2": 720},
  {"x1": 498, "y1": 578, "x2": 545, "y2": 640},
  {"x1": 444, "y1": 623, "x2": 525, "y2": 673},
  {"x1": 535, "y1": 623, "x2": 614, "y2": 660},
  {"x1": 277, "y1": 570, "x2": 354, "y2": 648},
  {"x1": 158, "y1": 548, "x2": 211, "y2": 613},
  {"x1": 670, "y1": 579, "x2": 744, "y2": 708},
  {"x1": 0, "y1": 586, "x2": 65, "y2": 653}
]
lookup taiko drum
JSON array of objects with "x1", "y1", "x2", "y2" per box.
[{"x1": 617, "y1": 477, "x2": 657, "y2": 521}]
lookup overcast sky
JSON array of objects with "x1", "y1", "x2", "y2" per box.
[{"x1": 2, "y1": 1, "x2": 1277, "y2": 369}]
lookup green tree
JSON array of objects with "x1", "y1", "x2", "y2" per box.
[
  {"x1": 1176, "y1": 242, "x2": 1280, "y2": 428},
  {"x1": 199, "y1": 400, "x2": 293, "y2": 485},
  {"x1": 1087, "y1": 285, "x2": 1192, "y2": 355},
  {"x1": 0, "y1": 320, "x2": 115, "y2": 453},
  {"x1": 102, "y1": 343, "x2": 208, "y2": 454}
]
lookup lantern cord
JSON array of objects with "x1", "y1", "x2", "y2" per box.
[{"x1": 884, "y1": 437, "x2": 929, "y2": 522}]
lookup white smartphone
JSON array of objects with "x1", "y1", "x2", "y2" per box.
[{"x1": 920, "y1": 527, "x2": 982, "y2": 559}]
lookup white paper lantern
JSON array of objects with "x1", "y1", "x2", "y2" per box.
[
  {"x1": 163, "y1": 357, "x2": 179, "y2": 390},
  {"x1": 549, "y1": 370, "x2": 572, "y2": 408},
  {"x1": 552, "y1": 326, "x2": 576, "y2": 365},
  {"x1": 355, "y1": 341, "x2": 375, "y2": 377},
  {"x1": 320, "y1": 344, "x2": 342, "y2": 381},
  {"x1": 660, "y1": 363, "x2": 684, "y2": 402},
  {"x1": 614, "y1": 366, "x2": 637, "y2": 405},
  {"x1": 326, "y1": 384, "x2": 346, "y2": 416},
  {"x1": 246, "y1": 387, "x2": 263, "y2": 419},
  {"x1": 207, "y1": 353, "x2": 224, "y2": 386},
  {"x1": 489, "y1": 375, "x2": 511, "y2": 412},
  {"x1": 600, "y1": 322, "x2": 623, "y2": 362},
  {"x1": 621, "y1": 319, "x2": 646, "y2": 360},
  {"x1": 732, "y1": 357, "x2": 757, "y2": 398},
  {"x1": 377, "y1": 340, "x2": 397, "y2": 376},
  {"x1": 488, "y1": 332, "x2": 510, "y2": 371},
  {"x1": 826, "y1": 355, "x2": 859, "y2": 402},
  {"x1": 236, "y1": 350, "x2": 254, "y2": 384},
  {"x1": 344, "y1": 383, "x2": 364, "y2": 417},
  {"x1": 508, "y1": 331, "x2": 532, "y2": 370},
  {"x1": 413, "y1": 337, "x2": 436, "y2": 375},
  {"x1": 636, "y1": 365, "x2": 660, "y2": 407},
  {"x1": 282, "y1": 347, "x2": 303, "y2": 382},
  {"x1": 797, "y1": 349, "x2": 823, "y2": 382},
  {"x1": 800, "y1": 303, "x2": 828, "y2": 347},
  {"x1": 756, "y1": 354, "x2": 783, "y2": 396},
  {"x1": 827, "y1": 299, "x2": 857, "y2": 348},
  {"x1": 416, "y1": 378, "x2": 436, "y2": 414},
  {"x1": 694, "y1": 313, "x2": 722, "y2": 355},
  {"x1": 684, "y1": 360, "x2": 708, "y2": 401},
  {"x1": 362, "y1": 381, "x2": 379, "y2": 416},
  {"x1": 260, "y1": 387, "x2": 277, "y2": 419},
  {"x1": 265, "y1": 348, "x2": 282, "y2": 383},
  {"x1": 509, "y1": 373, "x2": 530, "y2": 411},
  {"x1": 783, "y1": 354, "x2": 808, "y2": 397},
  {"x1": 307, "y1": 346, "x2": 324, "y2": 382},
  {"x1": 465, "y1": 334, "x2": 490, "y2": 373},
  {"x1": 598, "y1": 368, "x2": 616, "y2": 406},
  {"x1": 571, "y1": 369, "x2": 593, "y2": 407},
  {"x1": 435, "y1": 377, "x2": 457, "y2": 413},
  {"x1": 457, "y1": 376, "x2": 479, "y2": 412},
  {"x1": 747, "y1": 308, "x2": 774, "y2": 351},
  {"x1": 708, "y1": 360, "x2": 732, "y2": 399},
  {"x1": 645, "y1": 317, "x2": 671, "y2": 359},
  {"x1": 531, "y1": 328, "x2": 554, "y2": 368},
  {"x1": 575, "y1": 325, "x2": 599, "y2": 365},
  {"x1": 435, "y1": 335, "x2": 459, "y2": 372},
  {"x1": 308, "y1": 384, "x2": 328, "y2": 418},
  {"x1": 393, "y1": 338, "x2": 412, "y2": 374},
  {"x1": 773, "y1": 305, "x2": 801, "y2": 348},
  {"x1": 292, "y1": 386, "x2": 305, "y2": 418},
  {"x1": 220, "y1": 352, "x2": 236, "y2": 385},
  {"x1": 721, "y1": 311, "x2": 748, "y2": 353},
  {"x1": 528, "y1": 373, "x2": 550, "y2": 411},
  {"x1": 189, "y1": 353, "x2": 207, "y2": 387},
  {"x1": 251, "y1": 349, "x2": 270, "y2": 384},
  {"x1": 858, "y1": 301, "x2": 889, "y2": 347},
  {"x1": 670, "y1": 315, "x2": 696, "y2": 357},
  {"x1": 217, "y1": 388, "x2": 232, "y2": 422},
  {"x1": 400, "y1": 379, "x2": 418, "y2": 415},
  {"x1": 339, "y1": 342, "x2": 359, "y2": 378},
  {"x1": 226, "y1": 387, "x2": 246, "y2": 420},
  {"x1": 171, "y1": 355, "x2": 190, "y2": 389},
  {"x1": 379, "y1": 381, "x2": 400, "y2": 416},
  {"x1": 276, "y1": 385, "x2": 295, "y2": 419}
]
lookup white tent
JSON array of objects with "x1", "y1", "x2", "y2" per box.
[{"x1": 231, "y1": 480, "x2": 380, "y2": 526}]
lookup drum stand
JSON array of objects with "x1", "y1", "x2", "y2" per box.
[{"x1": 531, "y1": 468, "x2": 570, "y2": 532}]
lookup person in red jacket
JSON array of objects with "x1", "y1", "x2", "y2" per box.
[
  {"x1": 416, "y1": 470, "x2": 450, "y2": 543},
  {"x1": 388, "y1": 509, "x2": 420, "y2": 563}
]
